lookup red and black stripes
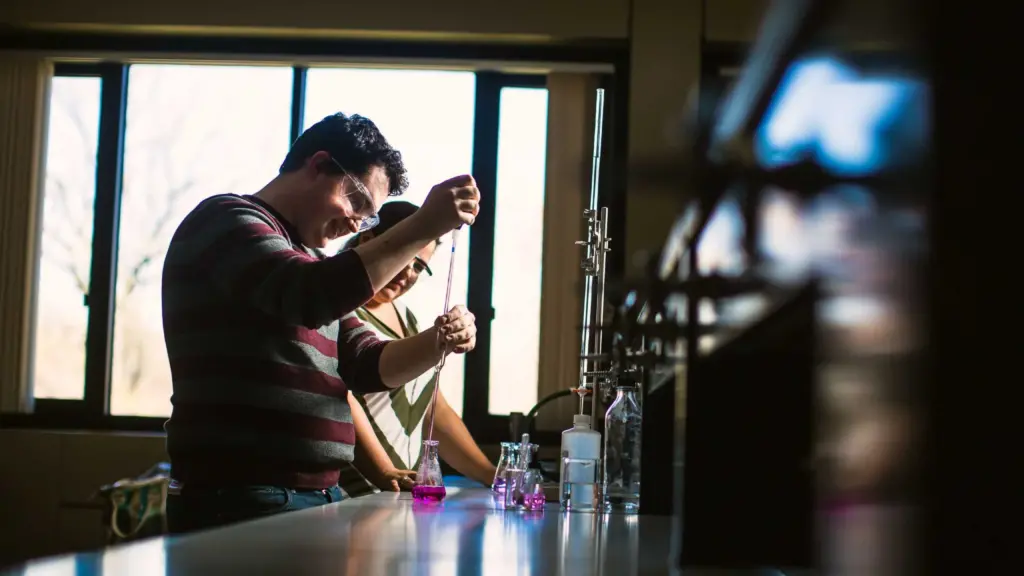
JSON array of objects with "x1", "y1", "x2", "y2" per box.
[{"x1": 162, "y1": 194, "x2": 387, "y2": 490}]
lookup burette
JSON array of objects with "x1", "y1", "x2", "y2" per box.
[{"x1": 425, "y1": 227, "x2": 461, "y2": 442}]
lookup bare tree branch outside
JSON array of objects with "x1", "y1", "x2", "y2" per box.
[
  {"x1": 33, "y1": 64, "x2": 504, "y2": 419},
  {"x1": 33, "y1": 65, "x2": 293, "y2": 416}
]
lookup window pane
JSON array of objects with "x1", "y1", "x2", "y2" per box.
[
  {"x1": 304, "y1": 67, "x2": 476, "y2": 416},
  {"x1": 31, "y1": 76, "x2": 101, "y2": 400},
  {"x1": 110, "y1": 64, "x2": 293, "y2": 416},
  {"x1": 488, "y1": 88, "x2": 549, "y2": 415}
]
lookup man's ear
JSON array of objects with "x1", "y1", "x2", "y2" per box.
[{"x1": 307, "y1": 151, "x2": 332, "y2": 176}]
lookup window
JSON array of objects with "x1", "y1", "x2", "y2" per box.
[
  {"x1": 303, "y1": 67, "x2": 476, "y2": 416},
  {"x1": 111, "y1": 64, "x2": 293, "y2": 417},
  {"x1": 30, "y1": 75, "x2": 102, "y2": 400},
  {"x1": 12, "y1": 56, "x2": 622, "y2": 435},
  {"x1": 488, "y1": 87, "x2": 549, "y2": 415},
  {"x1": 462, "y1": 73, "x2": 552, "y2": 441}
]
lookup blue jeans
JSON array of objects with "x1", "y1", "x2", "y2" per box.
[{"x1": 166, "y1": 484, "x2": 344, "y2": 535}]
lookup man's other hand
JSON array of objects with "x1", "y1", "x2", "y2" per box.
[
  {"x1": 435, "y1": 305, "x2": 477, "y2": 354},
  {"x1": 415, "y1": 175, "x2": 480, "y2": 238}
]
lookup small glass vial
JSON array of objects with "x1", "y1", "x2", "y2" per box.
[
  {"x1": 412, "y1": 440, "x2": 446, "y2": 503},
  {"x1": 520, "y1": 469, "x2": 546, "y2": 511},
  {"x1": 602, "y1": 385, "x2": 642, "y2": 513}
]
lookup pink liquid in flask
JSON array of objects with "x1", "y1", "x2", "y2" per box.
[
  {"x1": 412, "y1": 485, "x2": 447, "y2": 503},
  {"x1": 523, "y1": 492, "x2": 546, "y2": 511}
]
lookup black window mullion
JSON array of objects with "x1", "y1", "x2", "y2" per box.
[
  {"x1": 502, "y1": 74, "x2": 547, "y2": 89},
  {"x1": 599, "y1": 70, "x2": 627, "y2": 289},
  {"x1": 82, "y1": 63, "x2": 129, "y2": 417},
  {"x1": 52, "y1": 63, "x2": 107, "y2": 77},
  {"x1": 464, "y1": 72, "x2": 551, "y2": 445},
  {"x1": 290, "y1": 66, "x2": 307, "y2": 143},
  {"x1": 464, "y1": 72, "x2": 501, "y2": 441}
]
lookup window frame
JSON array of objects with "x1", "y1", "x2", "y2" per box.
[
  {"x1": 18, "y1": 62, "x2": 139, "y2": 430},
  {"x1": 1, "y1": 45, "x2": 627, "y2": 434},
  {"x1": 463, "y1": 72, "x2": 548, "y2": 442},
  {"x1": 461, "y1": 72, "x2": 623, "y2": 446}
]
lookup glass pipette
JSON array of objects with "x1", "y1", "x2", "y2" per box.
[{"x1": 426, "y1": 227, "x2": 461, "y2": 442}]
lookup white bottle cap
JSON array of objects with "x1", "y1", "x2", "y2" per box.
[{"x1": 573, "y1": 414, "x2": 592, "y2": 427}]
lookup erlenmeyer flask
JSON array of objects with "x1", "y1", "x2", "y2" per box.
[
  {"x1": 412, "y1": 440, "x2": 446, "y2": 503},
  {"x1": 492, "y1": 442, "x2": 516, "y2": 495}
]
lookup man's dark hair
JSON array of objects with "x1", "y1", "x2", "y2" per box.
[{"x1": 280, "y1": 113, "x2": 409, "y2": 196}]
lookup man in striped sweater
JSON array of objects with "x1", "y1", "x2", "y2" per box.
[{"x1": 162, "y1": 113, "x2": 480, "y2": 533}]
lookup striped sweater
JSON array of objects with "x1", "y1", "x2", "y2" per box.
[{"x1": 162, "y1": 194, "x2": 390, "y2": 490}]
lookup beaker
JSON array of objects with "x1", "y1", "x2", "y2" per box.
[
  {"x1": 503, "y1": 442, "x2": 540, "y2": 510},
  {"x1": 502, "y1": 464, "x2": 527, "y2": 509},
  {"x1": 492, "y1": 442, "x2": 517, "y2": 495},
  {"x1": 503, "y1": 467, "x2": 547, "y2": 511},
  {"x1": 412, "y1": 440, "x2": 446, "y2": 503},
  {"x1": 561, "y1": 457, "x2": 600, "y2": 513}
]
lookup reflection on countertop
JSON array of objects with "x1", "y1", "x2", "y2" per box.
[{"x1": 6, "y1": 488, "x2": 670, "y2": 576}]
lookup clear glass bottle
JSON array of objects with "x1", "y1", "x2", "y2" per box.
[
  {"x1": 412, "y1": 440, "x2": 446, "y2": 503},
  {"x1": 602, "y1": 385, "x2": 642, "y2": 513},
  {"x1": 492, "y1": 442, "x2": 516, "y2": 495}
]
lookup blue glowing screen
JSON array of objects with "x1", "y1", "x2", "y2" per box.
[{"x1": 755, "y1": 56, "x2": 930, "y2": 176}]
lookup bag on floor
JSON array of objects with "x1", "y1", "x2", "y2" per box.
[{"x1": 96, "y1": 462, "x2": 170, "y2": 543}]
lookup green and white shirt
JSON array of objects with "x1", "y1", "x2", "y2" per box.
[{"x1": 337, "y1": 302, "x2": 437, "y2": 498}]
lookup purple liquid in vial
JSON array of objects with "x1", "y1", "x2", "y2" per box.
[
  {"x1": 522, "y1": 492, "x2": 546, "y2": 511},
  {"x1": 412, "y1": 485, "x2": 447, "y2": 503}
]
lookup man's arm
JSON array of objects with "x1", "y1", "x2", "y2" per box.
[
  {"x1": 340, "y1": 304, "x2": 476, "y2": 392},
  {"x1": 354, "y1": 173, "x2": 480, "y2": 292},
  {"x1": 348, "y1": 393, "x2": 416, "y2": 492},
  {"x1": 376, "y1": 330, "x2": 443, "y2": 389},
  {"x1": 375, "y1": 304, "x2": 478, "y2": 389},
  {"x1": 431, "y1": 391, "x2": 497, "y2": 487},
  {"x1": 184, "y1": 196, "x2": 432, "y2": 327},
  {"x1": 338, "y1": 312, "x2": 444, "y2": 393},
  {"x1": 352, "y1": 215, "x2": 439, "y2": 293}
]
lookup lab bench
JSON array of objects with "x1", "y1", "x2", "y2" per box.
[{"x1": 2, "y1": 487, "x2": 673, "y2": 575}]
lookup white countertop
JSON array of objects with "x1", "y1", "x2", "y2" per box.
[{"x1": 4, "y1": 487, "x2": 673, "y2": 576}]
